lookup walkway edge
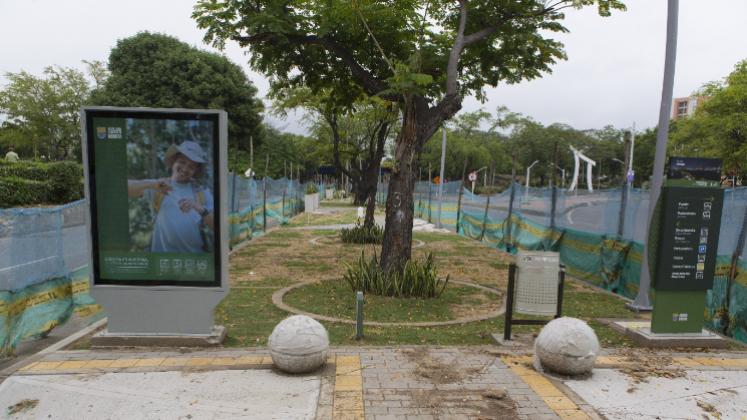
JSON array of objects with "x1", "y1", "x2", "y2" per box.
[{"x1": 1, "y1": 317, "x2": 107, "y2": 376}]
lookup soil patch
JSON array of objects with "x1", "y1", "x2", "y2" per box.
[{"x1": 401, "y1": 389, "x2": 519, "y2": 420}]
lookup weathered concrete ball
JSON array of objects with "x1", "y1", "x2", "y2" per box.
[
  {"x1": 269, "y1": 315, "x2": 329, "y2": 373},
  {"x1": 534, "y1": 317, "x2": 599, "y2": 376}
]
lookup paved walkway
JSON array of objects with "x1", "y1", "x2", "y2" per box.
[{"x1": 7, "y1": 346, "x2": 747, "y2": 419}]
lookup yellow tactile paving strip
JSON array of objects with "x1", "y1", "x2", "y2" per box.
[
  {"x1": 501, "y1": 355, "x2": 747, "y2": 420},
  {"x1": 333, "y1": 355, "x2": 364, "y2": 420},
  {"x1": 503, "y1": 355, "x2": 747, "y2": 368},
  {"x1": 502, "y1": 358, "x2": 591, "y2": 420},
  {"x1": 18, "y1": 356, "x2": 276, "y2": 371}
]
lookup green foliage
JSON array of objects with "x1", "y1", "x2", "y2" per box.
[
  {"x1": 89, "y1": 32, "x2": 263, "y2": 154},
  {"x1": 0, "y1": 66, "x2": 90, "y2": 161},
  {"x1": 342, "y1": 250, "x2": 449, "y2": 298},
  {"x1": 0, "y1": 161, "x2": 83, "y2": 207},
  {"x1": 340, "y1": 221, "x2": 384, "y2": 244},
  {"x1": 229, "y1": 125, "x2": 316, "y2": 180},
  {"x1": 194, "y1": 0, "x2": 624, "y2": 105},
  {"x1": 305, "y1": 182, "x2": 319, "y2": 194},
  {"x1": 672, "y1": 58, "x2": 747, "y2": 168}
]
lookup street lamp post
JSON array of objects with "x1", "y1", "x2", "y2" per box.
[
  {"x1": 472, "y1": 166, "x2": 487, "y2": 201},
  {"x1": 525, "y1": 160, "x2": 539, "y2": 203}
]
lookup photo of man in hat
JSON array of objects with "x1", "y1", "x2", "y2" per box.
[{"x1": 128, "y1": 140, "x2": 214, "y2": 253}]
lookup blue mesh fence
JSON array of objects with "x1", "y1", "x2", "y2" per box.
[
  {"x1": 378, "y1": 180, "x2": 747, "y2": 344},
  {"x1": 1, "y1": 175, "x2": 309, "y2": 356}
]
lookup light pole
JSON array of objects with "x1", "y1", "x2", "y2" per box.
[
  {"x1": 526, "y1": 160, "x2": 539, "y2": 188},
  {"x1": 694, "y1": 148, "x2": 699, "y2": 158},
  {"x1": 628, "y1": 0, "x2": 679, "y2": 313},
  {"x1": 550, "y1": 163, "x2": 566, "y2": 188},
  {"x1": 472, "y1": 166, "x2": 487, "y2": 200},
  {"x1": 525, "y1": 160, "x2": 539, "y2": 203}
]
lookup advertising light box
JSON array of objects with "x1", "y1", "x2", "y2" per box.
[{"x1": 83, "y1": 108, "x2": 225, "y2": 288}]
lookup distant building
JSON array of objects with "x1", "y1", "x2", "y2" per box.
[{"x1": 671, "y1": 96, "x2": 707, "y2": 120}]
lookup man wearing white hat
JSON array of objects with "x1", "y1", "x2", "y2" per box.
[{"x1": 128, "y1": 141, "x2": 214, "y2": 253}]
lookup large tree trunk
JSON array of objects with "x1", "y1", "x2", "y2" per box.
[{"x1": 380, "y1": 95, "x2": 461, "y2": 274}]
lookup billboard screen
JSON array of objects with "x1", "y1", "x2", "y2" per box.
[{"x1": 84, "y1": 109, "x2": 223, "y2": 287}]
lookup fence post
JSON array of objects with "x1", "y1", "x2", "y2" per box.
[
  {"x1": 296, "y1": 167, "x2": 300, "y2": 215},
  {"x1": 550, "y1": 142, "x2": 559, "y2": 229},
  {"x1": 480, "y1": 160, "x2": 495, "y2": 241},
  {"x1": 618, "y1": 133, "x2": 631, "y2": 237},
  {"x1": 456, "y1": 157, "x2": 469, "y2": 234},
  {"x1": 263, "y1": 154, "x2": 269, "y2": 232},
  {"x1": 428, "y1": 162, "x2": 432, "y2": 222},
  {"x1": 419, "y1": 167, "x2": 422, "y2": 217},
  {"x1": 505, "y1": 182, "x2": 516, "y2": 253},
  {"x1": 231, "y1": 137, "x2": 240, "y2": 214}
]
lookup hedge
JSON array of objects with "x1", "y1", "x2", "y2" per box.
[{"x1": 0, "y1": 161, "x2": 84, "y2": 208}]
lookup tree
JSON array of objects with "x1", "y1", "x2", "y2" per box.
[
  {"x1": 0, "y1": 66, "x2": 89, "y2": 160},
  {"x1": 272, "y1": 87, "x2": 396, "y2": 227},
  {"x1": 672, "y1": 59, "x2": 747, "y2": 170},
  {"x1": 89, "y1": 32, "x2": 264, "y2": 154},
  {"x1": 194, "y1": 0, "x2": 626, "y2": 273}
]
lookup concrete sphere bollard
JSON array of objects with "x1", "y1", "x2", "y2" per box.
[
  {"x1": 269, "y1": 315, "x2": 330, "y2": 373},
  {"x1": 533, "y1": 317, "x2": 599, "y2": 376}
]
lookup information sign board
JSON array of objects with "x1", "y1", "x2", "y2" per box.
[
  {"x1": 515, "y1": 251, "x2": 560, "y2": 316},
  {"x1": 666, "y1": 157, "x2": 722, "y2": 188},
  {"x1": 654, "y1": 187, "x2": 724, "y2": 291},
  {"x1": 627, "y1": 170, "x2": 634, "y2": 182}
]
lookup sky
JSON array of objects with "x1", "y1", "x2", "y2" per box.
[{"x1": 1, "y1": 0, "x2": 745, "y2": 136}]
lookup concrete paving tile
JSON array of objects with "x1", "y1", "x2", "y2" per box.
[
  {"x1": 235, "y1": 356, "x2": 264, "y2": 365},
  {"x1": 332, "y1": 409, "x2": 365, "y2": 420},
  {"x1": 108, "y1": 359, "x2": 139, "y2": 368},
  {"x1": 541, "y1": 397, "x2": 578, "y2": 411},
  {"x1": 54, "y1": 360, "x2": 89, "y2": 370},
  {"x1": 211, "y1": 357, "x2": 238, "y2": 366},
  {"x1": 555, "y1": 409, "x2": 591, "y2": 419},
  {"x1": 185, "y1": 357, "x2": 215, "y2": 366},
  {"x1": 133, "y1": 358, "x2": 165, "y2": 367},
  {"x1": 31, "y1": 361, "x2": 64, "y2": 370},
  {"x1": 333, "y1": 396, "x2": 363, "y2": 411},
  {"x1": 81, "y1": 360, "x2": 115, "y2": 369},
  {"x1": 17, "y1": 362, "x2": 39, "y2": 371},
  {"x1": 159, "y1": 358, "x2": 190, "y2": 367}
]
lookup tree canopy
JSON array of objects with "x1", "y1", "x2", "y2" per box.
[
  {"x1": 89, "y1": 32, "x2": 264, "y2": 151},
  {"x1": 193, "y1": 0, "x2": 626, "y2": 272},
  {"x1": 671, "y1": 58, "x2": 747, "y2": 171},
  {"x1": 0, "y1": 66, "x2": 89, "y2": 160}
]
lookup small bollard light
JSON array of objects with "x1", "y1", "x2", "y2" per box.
[{"x1": 356, "y1": 291, "x2": 363, "y2": 339}]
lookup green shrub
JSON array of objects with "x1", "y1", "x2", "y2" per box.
[
  {"x1": 342, "y1": 250, "x2": 450, "y2": 298},
  {"x1": 0, "y1": 161, "x2": 83, "y2": 208},
  {"x1": 340, "y1": 221, "x2": 384, "y2": 244},
  {"x1": 0, "y1": 176, "x2": 51, "y2": 207},
  {"x1": 305, "y1": 182, "x2": 319, "y2": 194}
]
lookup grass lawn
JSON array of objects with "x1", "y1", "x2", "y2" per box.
[
  {"x1": 283, "y1": 209, "x2": 383, "y2": 227},
  {"x1": 284, "y1": 279, "x2": 501, "y2": 323},
  {"x1": 219, "y1": 223, "x2": 664, "y2": 349}
]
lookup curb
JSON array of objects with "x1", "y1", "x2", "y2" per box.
[
  {"x1": 1, "y1": 317, "x2": 108, "y2": 377},
  {"x1": 272, "y1": 277, "x2": 506, "y2": 327}
]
